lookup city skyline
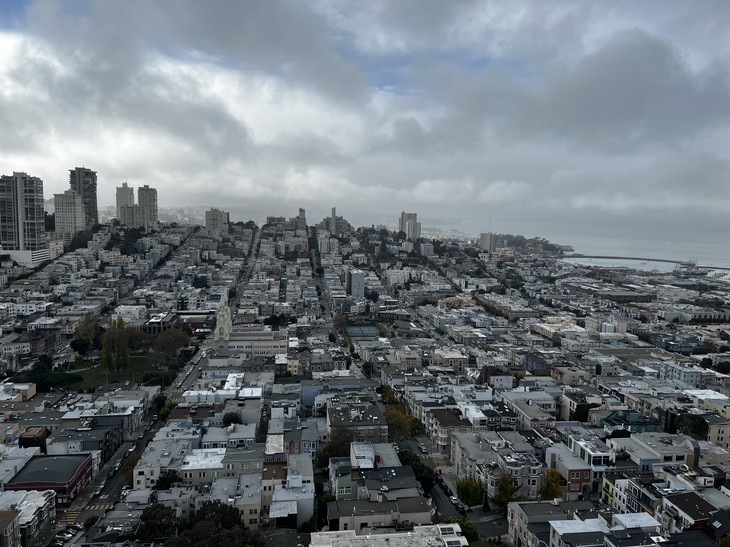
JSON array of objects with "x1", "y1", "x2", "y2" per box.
[{"x1": 1, "y1": 2, "x2": 729, "y2": 254}]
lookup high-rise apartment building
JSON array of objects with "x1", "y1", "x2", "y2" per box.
[
  {"x1": 137, "y1": 185, "x2": 158, "y2": 225},
  {"x1": 480, "y1": 232, "x2": 496, "y2": 253},
  {"x1": 0, "y1": 172, "x2": 49, "y2": 266},
  {"x1": 69, "y1": 167, "x2": 98, "y2": 228},
  {"x1": 405, "y1": 220, "x2": 421, "y2": 241},
  {"x1": 54, "y1": 190, "x2": 85, "y2": 247},
  {"x1": 205, "y1": 208, "x2": 229, "y2": 236},
  {"x1": 347, "y1": 269, "x2": 365, "y2": 299},
  {"x1": 330, "y1": 207, "x2": 337, "y2": 235},
  {"x1": 295, "y1": 207, "x2": 307, "y2": 230},
  {"x1": 116, "y1": 182, "x2": 134, "y2": 219},
  {"x1": 398, "y1": 211, "x2": 418, "y2": 234},
  {"x1": 119, "y1": 205, "x2": 149, "y2": 230}
]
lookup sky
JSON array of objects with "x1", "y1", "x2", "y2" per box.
[{"x1": 1, "y1": 1, "x2": 729, "y2": 258}]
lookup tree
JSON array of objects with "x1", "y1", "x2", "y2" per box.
[
  {"x1": 222, "y1": 412, "x2": 242, "y2": 427},
  {"x1": 191, "y1": 500, "x2": 242, "y2": 530},
  {"x1": 136, "y1": 503, "x2": 181, "y2": 542},
  {"x1": 540, "y1": 468, "x2": 563, "y2": 500},
  {"x1": 720, "y1": 537, "x2": 730, "y2": 547},
  {"x1": 155, "y1": 470, "x2": 182, "y2": 490},
  {"x1": 153, "y1": 394, "x2": 168, "y2": 413},
  {"x1": 70, "y1": 338, "x2": 91, "y2": 356},
  {"x1": 406, "y1": 415, "x2": 423, "y2": 436},
  {"x1": 384, "y1": 405, "x2": 411, "y2": 441},
  {"x1": 678, "y1": 413, "x2": 709, "y2": 440},
  {"x1": 397, "y1": 450, "x2": 435, "y2": 492},
  {"x1": 101, "y1": 318, "x2": 131, "y2": 372},
  {"x1": 492, "y1": 472, "x2": 521, "y2": 510},
  {"x1": 317, "y1": 429, "x2": 353, "y2": 468},
  {"x1": 152, "y1": 328, "x2": 190, "y2": 368},
  {"x1": 456, "y1": 477, "x2": 485, "y2": 507},
  {"x1": 440, "y1": 518, "x2": 478, "y2": 543},
  {"x1": 381, "y1": 385, "x2": 398, "y2": 405},
  {"x1": 164, "y1": 519, "x2": 265, "y2": 547},
  {"x1": 718, "y1": 361, "x2": 730, "y2": 374}
]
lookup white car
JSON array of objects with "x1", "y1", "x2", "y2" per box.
[{"x1": 449, "y1": 496, "x2": 460, "y2": 505}]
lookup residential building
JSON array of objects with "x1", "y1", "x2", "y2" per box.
[
  {"x1": 0, "y1": 510, "x2": 20, "y2": 547},
  {"x1": 347, "y1": 269, "x2": 365, "y2": 299},
  {"x1": 68, "y1": 167, "x2": 98, "y2": 227},
  {"x1": 310, "y1": 523, "x2": 469, "y2": 547},
  {"x1": 326, "y1": 398, "x2": 388, "y2": 444},
  {"x1": 405, "y1": 220, "x2": 421, "y2": 241},
  {"x1": 398, "y1": 212, "x2": 417, "y2": 234},
  {"x1": 115, "y1": 182, "x2": 134, "y2": 219},
  {"x1": 205, "y1": 208, "x2": 229, "y2": 236},
  {"x1": 0, "y1": 172, "x2": 48, "y2": 266},
  {"x1": 656, "y1": 491, "x2": 719, "y2": 534},
  {"x1": 53, "y1": 190, "x2": 85, "y2": 247},
  {"x1": 480, "y1": 232, "x2": 496, "y2": 253},
  {"x1": 0, "y1": 490, "x2": 55, "y2": 547},
  {"x1": 507, "y1": 499, "x2": 595, "y2": 547},
  {"x1": 481, "y1": 452, "x2": 544, "y2": 501},
  {"x1": 137, "y1": 184, "x2": 158, "y2": 225}
]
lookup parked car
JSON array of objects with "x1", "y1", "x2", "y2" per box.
[
  {"x1": 449, "y1": 496, "x2": 460, "y2": 505},
  {"x1": 455, "y1": 503, "x2": 466, "y2": 515},
  {"x1": 66, "y1": 524, "x2": 83, "y2": 533},
  {"x1": 443, "y1": 486, "x2": 453, "y2": 497},
  {"x1": 419, "y1": 446, "x2": 428, "y2": 454}
]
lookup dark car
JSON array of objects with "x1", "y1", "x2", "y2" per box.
[
  {"x1": 443, "y1": 486, "x2": 453, "y2": 497},
  {"x1": 455, "y1": 503, "x2": 466, "y2": 514}
]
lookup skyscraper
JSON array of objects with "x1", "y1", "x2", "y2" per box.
[
  {"x1": 0, "y1": 172, "x2": 46, "y2": 252},
  {"x1": 205, "y1": 208, "x2": 230, "y2": 236},
  {"x1": 347, "y1": 269, "x2": 365, "y2": 299},
  {"x1": 54, "y1": 190, "x2": 85, "y2": 247},
  {"x1": 116, "y1": 182, "x2": 134, "y2": 219},
  {"x1": 405, "y1": 220, "x2": 421, "y2": 241},
  {"x1": 399, "y1": 211, "x2": 418, "y2": 234},
  {"x1": 137, "y1": 184, "x2": 158, "y2": 225},
  {"x1": 479, "y1": 232, "x2": 496, "y2": 253},
  {"x1": 69, "y1": 167, "x2": 98, "y2": 228},
  {"x1": 331, "y1": 207, "x2": 337, "y2": 235}
]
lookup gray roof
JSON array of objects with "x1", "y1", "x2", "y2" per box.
[{"x1": 8, "y1": 454, "x2": 90, "y2": 485}]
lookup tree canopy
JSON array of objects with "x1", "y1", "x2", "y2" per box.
[
  {"x1": 492, "y1": 472, "x2": 521, "y2": 510},
  {"x1": 456, "y1": 477, "x2": 485, "y2": 507},
  {"x1": 540, "y1": 468, "x2": 563, "y2": 500}
]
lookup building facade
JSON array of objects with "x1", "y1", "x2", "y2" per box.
[
  {"x1": 137, "y1": 184, "x2": 158, "y2": 225},
  {"x1": 68, "y1": 167, "x2": 98, "y2": 227},
  {"x1": 115, "y1": 182, "x2": 134, "y2": 219},
  {"x1": 53, "y1": 190, "x2": 85, "y2": 247},
  {"x1": 0, "y1": 173, "x2": 46, "y2": 252}
]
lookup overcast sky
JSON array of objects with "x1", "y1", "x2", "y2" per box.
[{"x1": 1, "y1": 1, "x2": 728, "y2": 252}]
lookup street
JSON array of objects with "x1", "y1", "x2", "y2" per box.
[{"x1": 396, "y1": 437, "x2": 508, "y2": 542}]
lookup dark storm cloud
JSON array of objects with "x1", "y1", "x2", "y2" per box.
[{"x1": 0, "y1": 0, "x2": 729, "y2": 249}]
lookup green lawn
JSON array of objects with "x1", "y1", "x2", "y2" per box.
[{"x1": 67, "y1": 356, "x2": 156, "y2": 392}]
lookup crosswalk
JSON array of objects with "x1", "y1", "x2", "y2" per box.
[
  {"x1": 58, "y1": 510, "x2": 80, "y2": 526},
  {"x1": 86, "y1": 503, "x2": 115, "y2": 512}
]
